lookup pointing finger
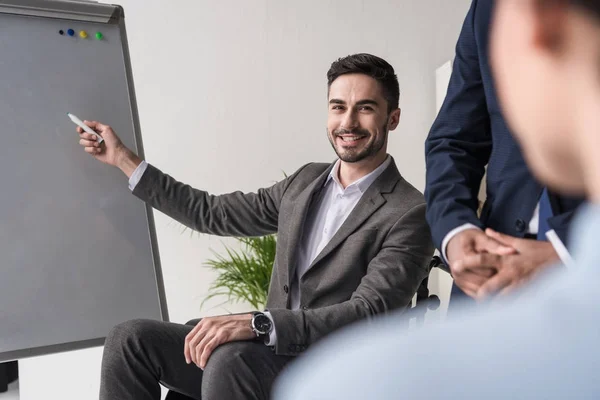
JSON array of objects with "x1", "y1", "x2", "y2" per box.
[
  {"x1": 79, "y1": 138, "x2": 99, "y2": 148},
  {"x1": 79, "y1": 132, "x2": 98, "y2": 141}
]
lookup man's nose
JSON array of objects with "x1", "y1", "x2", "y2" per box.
[{"x1": 341, "y1": 110, "x2": 359, "y2": 130}]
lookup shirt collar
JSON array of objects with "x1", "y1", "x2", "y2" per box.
[{"x1": 325, "y1": 155, "x2": 391, "y2": 193}]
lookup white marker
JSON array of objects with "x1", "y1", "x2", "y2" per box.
[
  {"x1": 546, "y1": 229, "x2": 575, "y2": 268},
  {"x1": 68, "y1": 113, "x2": 104, "y2": 144}
]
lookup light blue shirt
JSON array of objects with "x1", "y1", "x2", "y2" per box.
[
  {"x1": 274, "y1": 204, "x2": 600, "y2": 399},
  {"x1": 129, "y1": 157, "x2": 391, "y2": 346}
]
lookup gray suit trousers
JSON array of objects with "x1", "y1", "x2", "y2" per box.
[{"x1": 100, "y1": 319, "x2": 293, "y2": 400}]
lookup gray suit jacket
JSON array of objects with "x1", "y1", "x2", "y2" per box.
[{"x1": 133, "y1": 157, "x2": 434, "y2": 356}]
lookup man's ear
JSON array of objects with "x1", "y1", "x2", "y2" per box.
[
  {"x1": 388, "y1": 108, "x2": 401, "y2": 131},
  {"x1": 532, "y1": 0, "x2": 569, "y2": 53}
]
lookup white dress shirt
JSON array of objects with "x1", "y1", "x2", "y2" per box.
[
  {"x1": 290, "y1": 156, "x2": 392, "y2": 309},
  {"x1": 128, "y1": 157, "x2": 392, "y2": 346}
]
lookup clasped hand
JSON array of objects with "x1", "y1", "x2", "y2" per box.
[{"x1": 447, "y1": 228, "x2": 559, "y2": 301}]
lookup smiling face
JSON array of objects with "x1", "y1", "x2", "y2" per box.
[{"x1": 327, "y1": 73, "x2": 400, "y2": 165}]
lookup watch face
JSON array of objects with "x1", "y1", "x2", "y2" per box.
[{"x1": 254, "y1": 314, "x2": 272, "y2": 334}]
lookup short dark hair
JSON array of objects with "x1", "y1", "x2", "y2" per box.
[
  {"x1": 571, "y1": 0, "x2": 600, "y2": 18},
  {"x1": 327, "y1": 53, "x2": 400, "y2": 113},
  {"x1": 539, "y1": 0, "x2": 600, "y2": 20}
]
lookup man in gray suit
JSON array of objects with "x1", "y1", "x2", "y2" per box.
[{"x1": 77, "y1": 53, "x2": 434, "y2": 400}]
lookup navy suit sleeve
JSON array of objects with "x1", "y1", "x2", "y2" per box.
[{"x1": 424, "y1": 0, "x2": 491, "y2": 250}]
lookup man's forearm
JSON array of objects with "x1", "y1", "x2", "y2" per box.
[{"x1": 267, "y1": 299, "x2": 372, "y2": 356}]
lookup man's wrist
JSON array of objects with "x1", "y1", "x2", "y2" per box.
[
  {"x1": 251, "y1": 312, "x2": 273, "y2": 344},
  {"x1": 117, "y1": 147, "x2": 142, "y2": 178},
  {"x1": 442, "y1": 224, "x2": 481, "y2": 263},
  {"x1": 545, "y1": 241, "x2": 561, "y2": 264}
]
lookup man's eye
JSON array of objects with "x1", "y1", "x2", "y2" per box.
[
  {"x1": 359, "y1": 106, "x2": 373, "y2": 111},
  {"x1": 331, "y1": 105, "x2": 344, "y2": 110}
]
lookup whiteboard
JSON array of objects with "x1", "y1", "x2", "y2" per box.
[{"x1": 0, "y1": 0, "x2": 168, "y2": 362}]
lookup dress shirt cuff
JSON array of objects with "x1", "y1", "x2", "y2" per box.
[
  {"x1": 263, "y1": 311, "x2": 277, "y2": 346},
  {"x1": 441, "y1": 223, "x2": 482, "y2": 263},
  {"x1": 545, "y1": 229, "x2": 574, "y2": 268},
  {"x1": 128, "y1": 160, "x2": 148, "y2": 191}
]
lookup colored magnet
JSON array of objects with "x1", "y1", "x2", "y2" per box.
[
  {"x1": 96, "y1": 32, "x2": 103, "y2": 40},
  {"x1": 67, "y1": 29, "x2": 75, "y2": 36},
  {"x1": 79, "y1": 30, "x2": 88, "y2": 39}
]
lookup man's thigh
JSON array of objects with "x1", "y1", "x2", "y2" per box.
[
  {"x1": 102, "y1": 318, "x2": 204, "y2": 399},
  {"x1": 162, "y1": 318, "x2": 292, "y2": 399}
]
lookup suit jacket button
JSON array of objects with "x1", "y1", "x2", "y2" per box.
[
  {"x1": 302, "y1": 306, "x2": 308, "y2": 311},
  {"x1": 515, "y1": 219, "x2": 527, "y2": 233},
  {"x1": 283, "y1": 285, "x2": 289, "y2": 294}
]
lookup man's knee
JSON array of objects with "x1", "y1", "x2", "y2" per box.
[
  {"x1": 201, "y1": 342, "x2": 256, "y2": 396},
  {"x1": 205, "y1": 341, "x2": 249, "y2": 374},
  {"x1": 104, "y1": 318, "x2": 159, "y2": 353}
]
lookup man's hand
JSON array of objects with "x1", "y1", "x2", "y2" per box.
[
  {"x1": 77, "y1": 121, "x2": 141, "y2": 177},
  {"x1": 184, "y1": 314, "x2": 256, "y2": 370},
  {"x1": 446, "y1": 228, "x2": 515, "y2": 297},
  {"x1": 469, "y1": 228, "x2": 560, "y2": 300}
]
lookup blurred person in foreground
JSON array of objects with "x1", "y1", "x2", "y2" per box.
[{"x1": 274, "y1": 0, "x2": 600, "y2": 398}]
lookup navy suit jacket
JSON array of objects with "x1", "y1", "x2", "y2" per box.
[{"x1": 425, "y1": 0, "x2": 583, "y2": 260}]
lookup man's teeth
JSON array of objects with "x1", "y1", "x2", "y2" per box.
[{"x1": 340, "y1": 136, "x2": 364, "y2": 142}]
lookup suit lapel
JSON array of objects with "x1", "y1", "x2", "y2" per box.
[
  {"x1": 306, "y1": 160, "x2": 401, "y2": 272},
  {"x1": 285, "y1": 163, "x2": 335, "y2": 285}
]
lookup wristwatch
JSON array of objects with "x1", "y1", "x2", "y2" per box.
[{"x1": 251, "y1": 312, "x2": 273, "y2": 343}]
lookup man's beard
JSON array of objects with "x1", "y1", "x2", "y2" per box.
[{"x1": 328, "y1": 125, "x2": 387, "y2": 163}]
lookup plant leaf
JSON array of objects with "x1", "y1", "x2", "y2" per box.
[{"x1": 201, "y1": 234, "x2": 276, "y2": 310}]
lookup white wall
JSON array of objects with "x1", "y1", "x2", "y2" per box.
[
  {"x1": 19, "y1": 1, "x2": 470, "y2": 398},
  {"x1": 426, "y1": 60, "x2": 455, "y2": 322}
]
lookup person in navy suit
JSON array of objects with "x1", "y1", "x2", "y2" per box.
[{"x1": 424, "y1": 0, "x2": 583, "y2": 302}]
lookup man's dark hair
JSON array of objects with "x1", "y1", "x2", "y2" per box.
[
  {"x1": 539, "y1": 0, "x2": 600, "y2": 19},
  {"x1": 571, "y1": 0, "x2": 600, "y2": 18},
  {"x1": 327, "y1": 53, "x2": 400, "y2": 113}
]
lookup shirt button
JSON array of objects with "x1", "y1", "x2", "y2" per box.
[
  {"x1": 515, "y1": 219, "x2": 527, "y2": 233},
  {"x1": 283, "y1": 285, "x2": 289, "y2": 294}
]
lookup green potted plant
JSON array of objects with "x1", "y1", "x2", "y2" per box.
[{"x1": 202, "y1": 235, "x2": 276, "y2": 310}]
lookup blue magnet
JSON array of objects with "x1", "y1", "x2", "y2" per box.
[{"x1": 67, "y1": 29, "x2": 75, "y2": 36}]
